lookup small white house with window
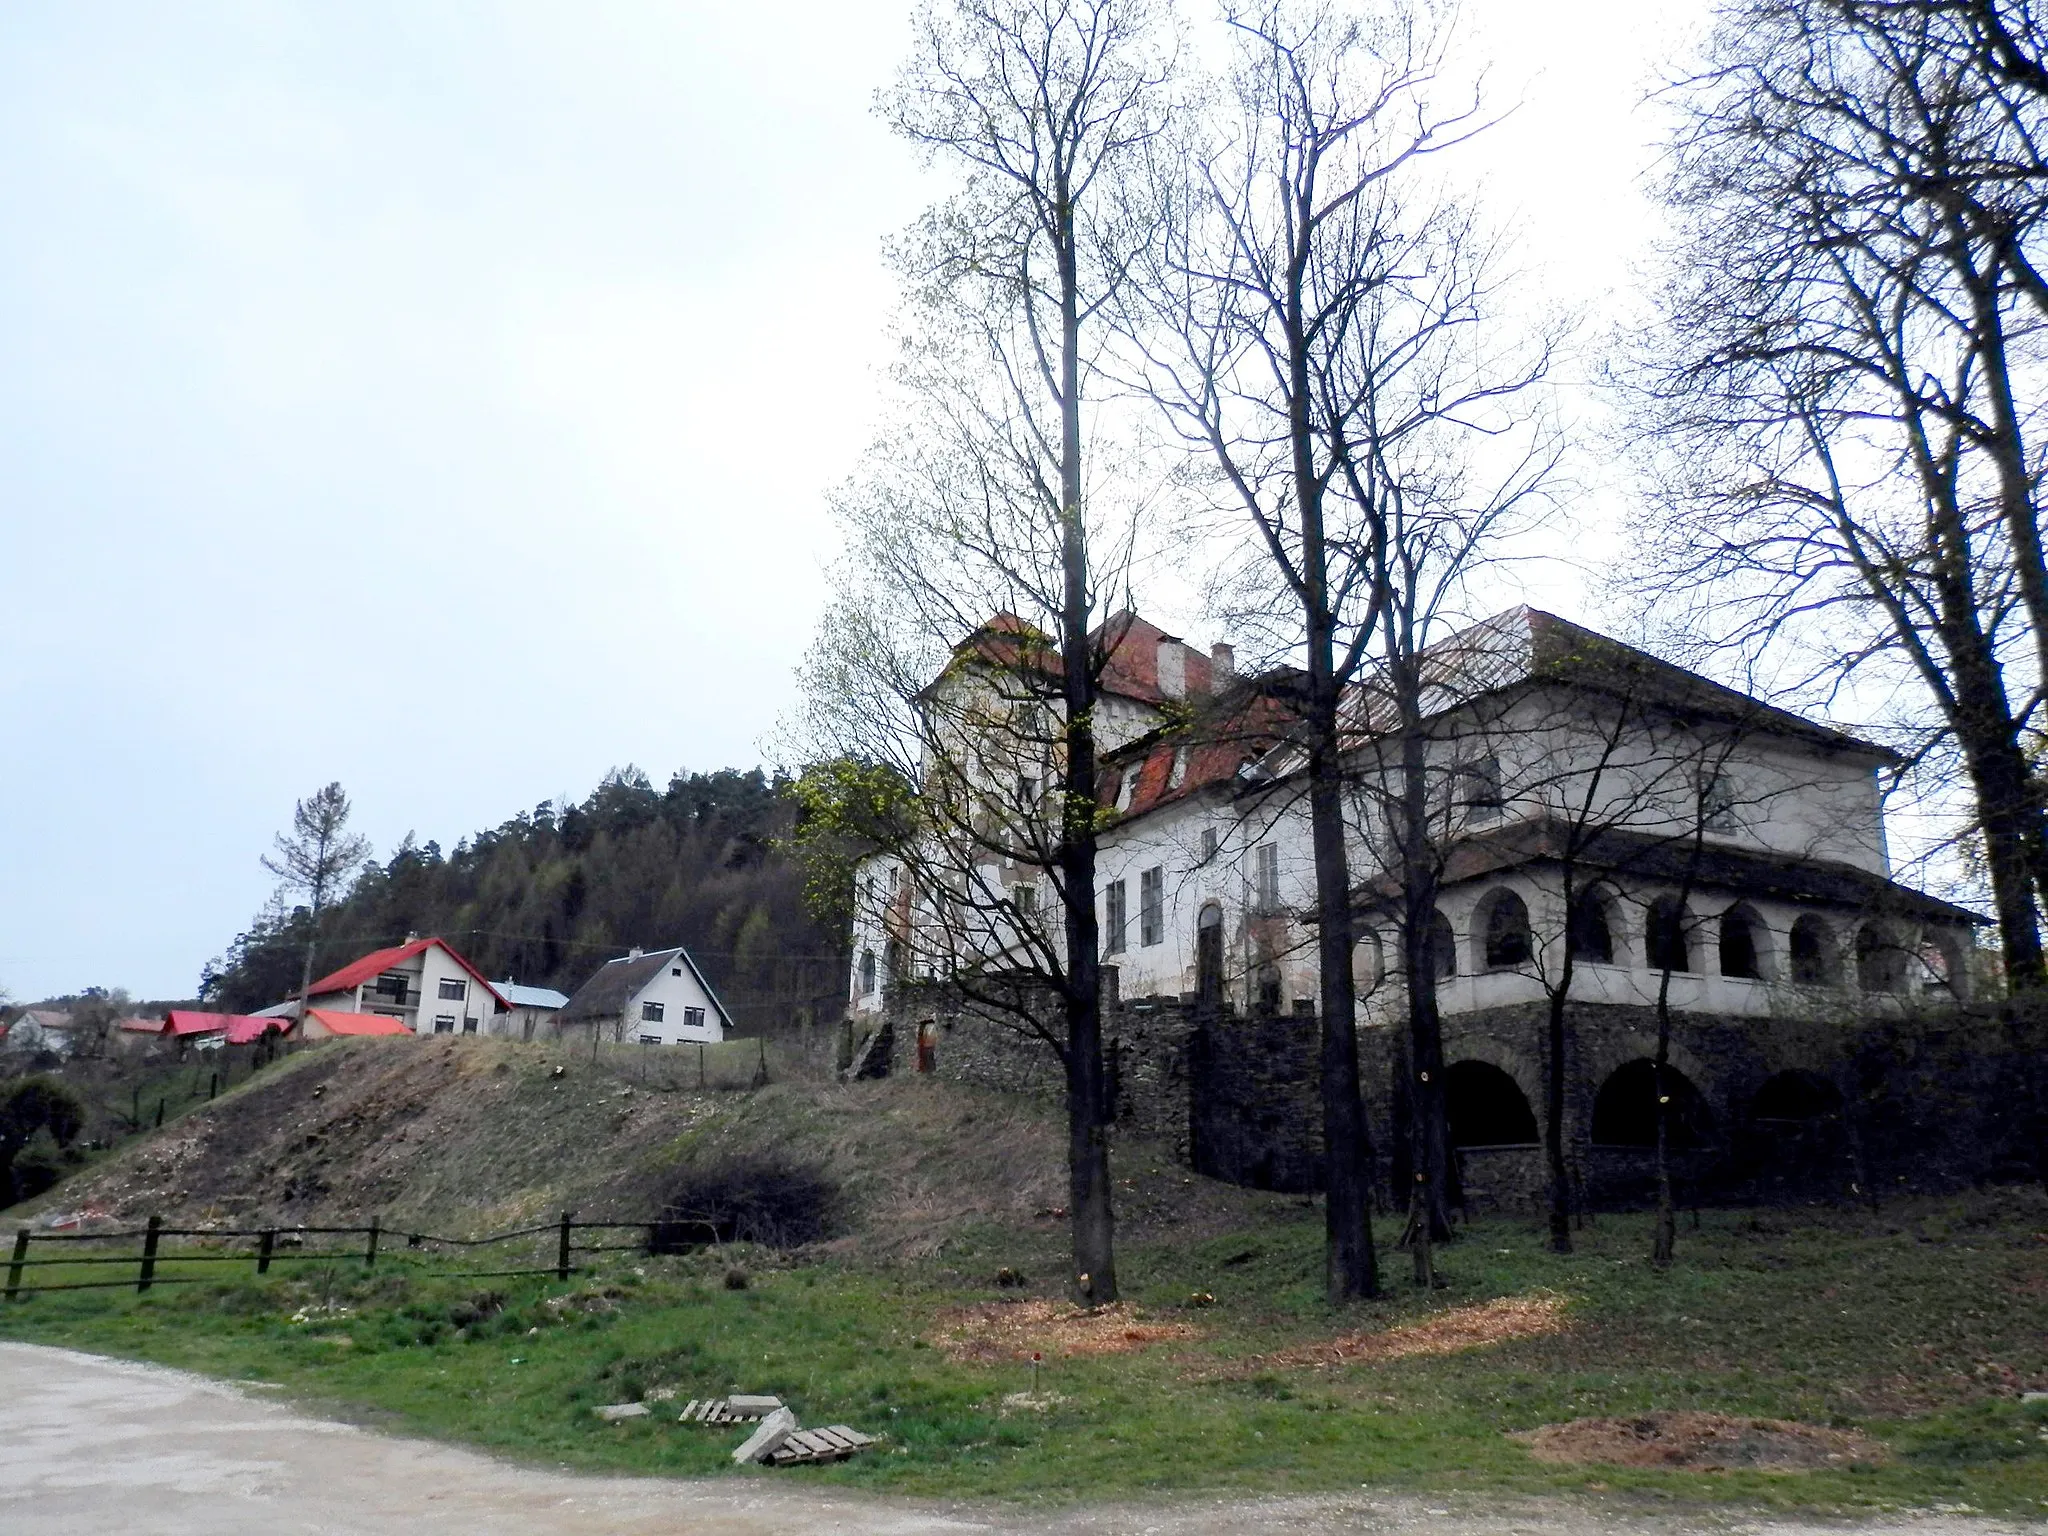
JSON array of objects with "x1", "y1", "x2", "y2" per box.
[
  {"x1": 554, "y1": 945, "x2": 732, "y2": 1045},
  {"x1": 300, "y1": 937, "x2": 510, "y2": 1035}
]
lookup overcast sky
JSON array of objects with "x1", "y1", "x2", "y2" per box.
[{"x1": 0, "y1": 0, "x2": 1708, "y2": 1002}]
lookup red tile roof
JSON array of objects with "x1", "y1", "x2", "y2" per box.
[
  {"x1": 303, "y1": 1009, "x2": 414, "y2": 1037},
  {"x1": 305, "y1": 938, "x2": 509, "y2": 1009},
  {"x1": 130, "y1": 1011, "x2": 289, "y2": 1042},
  {"x1": 928, "y1": 611, "x2": 1222, "y2": 707}
]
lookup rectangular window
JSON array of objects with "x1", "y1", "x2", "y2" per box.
[
  {"x1": 432, "y1": 1015, "x2": 455, "y2": 1034},
  {"x1": 638, "y1": 1034, "x2": 663, "y2": 1046},
  {"x1": 376, "y1": 972, "x2": 410, "y2": 1000},
  {"x1": 1460, "y1": 757, "x2": 1504, "y2": 823},
  {"x1": 1200, "y1": 826, "x2": 1217, "y2": 862},
  {"x1": 461, "y1": 1016, "x2": 477, "y2": 1034},
  {"x1": 1104, "y1": 878, "x2": 1128, "y2": 955},
  {"x1": 683, "y1": 1006, "x2": 705, "y2": 1030},
  {"x1": 672, "y1": 966, "x2": 683, "y2": 977},
  {"x1": 1140, "y1": 866, "x2": 1164, "y2": 946},
  {"x1": 1254, "y1": 844, "x2": 1280, "y2": 914},
  {"x1": 438, "y1": 977, "x2": 466, "y2": 1001},
  {"x1": 1013, "y1": 883, "x2": 1037, "y2": 916},
  {"x1": 641, "y1": 1000, "x2": 665, "y2": 1022},
  {"x1": 1699, "y1": 772, "x2": 1737, "y2": 831}
]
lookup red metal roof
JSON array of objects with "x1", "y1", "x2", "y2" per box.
[
  {"x1": 144, "y1": 1010, "x2": 288, "y2": 1041},
  {"x1": 302, "y1": 1008, "x2": 414, "y2": 1037},
  {"x1": 305, "y1": 938, "x2": 509, "y2": 1010}
]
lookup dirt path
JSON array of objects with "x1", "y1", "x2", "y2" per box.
[{"x1": 0, "y1": 1342, "x2": 2023, "y2": 1536}]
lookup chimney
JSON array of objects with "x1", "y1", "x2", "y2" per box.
[
  {"x1": 1157, "y1": 637, "x2": 1186, "y2": 700},
  {"x1": 627, "y1": 946, "x2": 644, "y2": 959},
  {"x1": 1210, "y1": 642, "x2": 1235, "y2": 681}
]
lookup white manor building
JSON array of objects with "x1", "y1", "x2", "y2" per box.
[{"x1": 848, "y1": 608, "x2": 1981, "y2": 1032}]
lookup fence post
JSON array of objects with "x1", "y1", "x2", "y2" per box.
[
  {"x1": 154, "y1": 1099, "x2": 164, "y2": 1129},
  {"x1": 699, "y1": 1042, "x2": 706, "y2": 1088},
  {"x1": 137, "y1": 1215, "x2": 162, "y2": 1293},
  {"x1": 209, "y1": 1073, "x2": 219, "y2": 1101},
  {"x1": 5, "y1": 1228, "x2": 28, "y2": 1301},
  {"x1": 364, "y1": 1216, "x2": 380, "y2": 1269},
  {"x1": 257, "y1": 1230, "x2": 274, "y2": 1275},
  {"x1": 557, "y1": 1211, "x2": 573, "y2": 1281}
]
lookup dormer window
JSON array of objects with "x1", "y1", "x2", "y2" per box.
[
  {"x1": 1167, "y1": 747, "x2": 1188, "y2": 790},
  {"x1": 1115, "y1": 771, "x2": 1137, "y2": 812}
]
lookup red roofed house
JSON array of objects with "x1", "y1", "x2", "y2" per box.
[
  {"x1": 119, "y1": 1011, "x2": 286, "y2": 1049},
  {"x1": 301, "y1": 938, "x2": 511, "y2": 1037}
]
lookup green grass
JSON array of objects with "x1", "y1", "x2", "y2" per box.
[{"x1": 5, "y1": 1191, "x2": 2048, "y2": 1516}]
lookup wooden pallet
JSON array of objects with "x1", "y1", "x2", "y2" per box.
[
  {"x1": 678, "y1": 1397, "x2": 780, "y2": 1425},
  {"x1": 766, "y1": 1425, "x2": 876, "y2": 1465}
]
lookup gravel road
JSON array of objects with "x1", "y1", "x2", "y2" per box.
[{"x1": 0, "y1": 1342, "x2": 2026, "y2": 1535}]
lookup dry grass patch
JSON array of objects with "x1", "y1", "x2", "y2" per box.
[
  {"x1": 1251, "y1": 1292, "x2": 1570, "y2": 1371},
  {"x1": 935, "y1": 1299, "x2": 1200, "y2": 1363},
  {"x1": 1515, "y1": 1410, "x2": 1887, "y2": 1471}
]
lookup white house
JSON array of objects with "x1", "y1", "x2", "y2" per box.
[
  {"x1": 555, "y1": 946, "x2": 733, "y2": 1045},
  {"x1": 300, "y1": 937, "x2": 512, "y2": 1036},
  {"x1": 848, "y1": 607, "x2": 1981, "y2": 1026}
]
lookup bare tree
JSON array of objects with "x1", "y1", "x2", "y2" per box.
[
  {"x1": 1629, "y1": 0, "x2": 2048, "y2": 987},
  {"x1": 793, "y1": 0, "x2": 1171, "y2": 1306},
  {"x1": 264, "y1": 783, "x2": 371, "y2": 1023},
  {"x1": 1133, "y1": 0, "x2": 1556, "y2": 1292}
]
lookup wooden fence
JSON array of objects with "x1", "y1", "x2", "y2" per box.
[{"x1": 2, "y1": 1211, "x2": 660, "y2": 1299}]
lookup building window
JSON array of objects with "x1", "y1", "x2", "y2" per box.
[
  {"x1": 684, "y1": 1006, "x2": 705, "y2": 1030},
  {"x1": 1104, "y1": 878, "x2": 1128, "y2": 955},
  {"x1": 432, "y1": 1015, "x2": 455, "y2": 1034},
  {"x1": 1013, "y1": 883, "x2": 1037, "y2": 916},
  {"x1": 1200, "y1": 826, "x2": 1217, "y2": 862},
  {"x1": 1699, "y1": 772, "x2": 1737, "y2": 831},
  {"x1": 1167, "y1": 747, "x2": 1188, "y2": 790},
  {"x1": 638, "y1": 1034, "x2": 662, "y2": 1045},
  {"x1": 1480, "y1": 888, "x2": 1533, "y2": 969},
  {"x1": 1140, "y1": 866, "x2": 1164, "y2": 946},
  {"x1": 672, "y1": 966, "x2": 683, "y2": 977},
  {"x1": 438, "y1": 977, "x2": 466, "y2": 1001},
  {"x1": 642, "y1": 1000, "x2": 666, "y2": 1022},
  {"x1": 1646, "y1": 896, "x2": 1691, "y2": 972},
  {"x1": 1253, "y1": 843, "x2": 1280, "y2": 914},
  {"x1": 1459, "y1": 757, "x2": 1504, "y2": 823},
  {"x1": 461, "y1": 1016, "x2": 478, "y2": 1034},
  {"x1": 859, "y1": 950, "x2": 876, "y2": 996}
]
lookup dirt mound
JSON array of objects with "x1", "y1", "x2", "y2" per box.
[
  {"x1": 1253, "y1": 1293, "x2": 1570, "y2": 1370},
  {"x1": 936, "y1": 1299, "x2": 1200, "y2": 1362},
  {"x1": 1515, "y1": 1410, "x2": 1886, "y2": 1470}
]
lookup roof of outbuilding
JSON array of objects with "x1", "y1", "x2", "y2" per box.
[
  {"x1": 303, "y1": 1009, "x2": 414, "y2": 1037},
  {"x1": 491, "y1": 982, "x2": 570, "y2": 1010},
  {"x1": 305, "y1": 938, "x2": 509, "y2": 1009}
]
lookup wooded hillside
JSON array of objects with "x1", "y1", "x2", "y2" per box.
[{"x1": 199, "y1": 768, "x2": 847, "y2": 1034}]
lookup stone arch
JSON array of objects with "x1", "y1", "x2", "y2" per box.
[
  {"x1": 1789, "y1": 914, "x2": 1840, "y2": 985},
  {"x1": 1751, "y1": 1069, "x2": 1841, "y2": 1122},
  {"x1": 1856, "y1": 922, "x2": 1908, "y2": 994},
  {"x1": 1718, "y1": 902, "x2": 1768, "y2": 980},
  {"x1": 1645, "y1": 894, "x2": 1692, "y2": 972},
  {"x1": 1445, "y1": 1060, "x2": 1539, "y2": 1147},
  {"x1": 1353, "y1": 928, "x2": 1384, "y2": 995},
  {"x1": 1478, "y1": 887, "x2": 1533, "y2": 970},
  {"x1": 1568, "y1": 883, "x2": 1620, "y2": 964},
  {"x1": 1426, "y1": 908, "x2": 1457, "y2": 980},
  {"x1": 1591, "y1": 1058, "x2": 1714, "y2": 1148}
]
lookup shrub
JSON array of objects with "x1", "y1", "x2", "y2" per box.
[{"x1": 648, "y1": 1153, "x2": 838, "y2": 1252}]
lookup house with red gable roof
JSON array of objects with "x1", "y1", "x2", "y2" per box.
[{"x1": 299, "y1": 938, "x2": 511, "y2": 1037}]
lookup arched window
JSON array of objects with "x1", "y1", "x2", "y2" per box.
[
  {"x1": 1568, "y1": 886, "x2": 1616, "y2": 964},
  {"x1": 1718, "y1": 904, "x2": 1765, "y2": 980},
  {"x1": 858, "y1": 950, "x2": 876, "y2": 997},
  {"x1": 1591, "y1": 1059, "x2": 1713, "y2": 1148},
  {"x1": 1751, "y1": 1070, "x2": 1841, "y2": 1122},
  {"x1": 1789, "y1": 915, "x2": 1838, "y2": 985},
  {"x1": 1444, "y1": 1061, "x2": 1539, "y2": 1147},
  {"x1": 1353, "y1": 929, "x2": 1384, "y2": 995},
  {"x1": 1856, "y1": 924, "x2": 1907, "y2": 993},
  {"x1": 1195, "y1": 902, "x2": 1224, "y2": 1002},
  {"x1": 1480, "y1": 888, "x2": 1533, "y2": 969},
  {"x1": 1645, "y1": 895, "x2": 1691, "y2": 972},
  {"x1": 1427, "y1": 909, "x2": 1457, "y2": 979},
  {"x1": 1917, "y1": 930, "x2": 1965, "y2": 998},
  {"x1": 1255, "y1": 962, "x2": 1283, "y2": 1013}
]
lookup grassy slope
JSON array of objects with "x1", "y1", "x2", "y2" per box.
[{"x1": 4, "y1": 1041, "x2": 2048, "y2": 1515}]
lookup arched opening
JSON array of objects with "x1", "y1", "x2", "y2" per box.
[
  {"x1": 1353, "y1": 929, "x2": 1384, "y2": 996},
  {"x1": 883, "y1": 939, "x2": 905, "y2": 1000},
  {"x1": 1856, "y1": 923, "x2": 1907, "y2": 993},
  {"x1": 1255, "y1": 962, "x2": 1283, "y2": 1013},
  {"x1": 1480, "y1": 888, "x2": 1533, "y2": 970},
  {"x1": 1718, "y1": 904, "x2": 1765, "y2": 980},
  {"x1": 1195, "y1": 903, "x2": 1223, "y2": 1006},
  {"x1": 857, "y1": 950, "x2": 876, "y2": 997},
  {"x1": 1591, "y1": 1058, "x2": 1713, "y2": 1148},
  {"x1": 1917, "y1": 930, "x2": 1965, "y2": 998},
  {"x1": 1445, "y1": 1060, "x2": 1539, "y2": 1147},
  {"x1": 1645, "y1": 895, "x2": 1691, "y2": 972},
  {"x1": 1427, "y1": 909, "x2": 1457, "y2": 979},
  {"x1": 1751, "y1": 1069, "x2": 1841, "y2": 1122},
  {"x1": 915, "y1": 1019, "x2": 938, "y2": 1074},
  {"x1": 1568, "y1": 885, "x2": 1616, "y2": 964},
  {"x1": 1789, "y1": 914, "x2": 1838, "y2": 985}
]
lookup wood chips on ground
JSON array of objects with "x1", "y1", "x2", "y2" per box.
[
  {"x1": 935, "y1": 1299, "x2": 1199, "y2": 1363},
  {"x1": 1514, "y1": 1410, "x2": 1887, "y2": 1470},
  {"x1": 1252, "y1": 1292, "x2": 1570, "y2": 1371}
]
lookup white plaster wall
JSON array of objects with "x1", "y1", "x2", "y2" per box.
[{"x1": 625, "y1": 955, "x2": 729, "y2": 1044}]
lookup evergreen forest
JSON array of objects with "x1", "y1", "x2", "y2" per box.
[{"x1": 199, "y1": 768, "x2": 847, "y2": 1034}]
